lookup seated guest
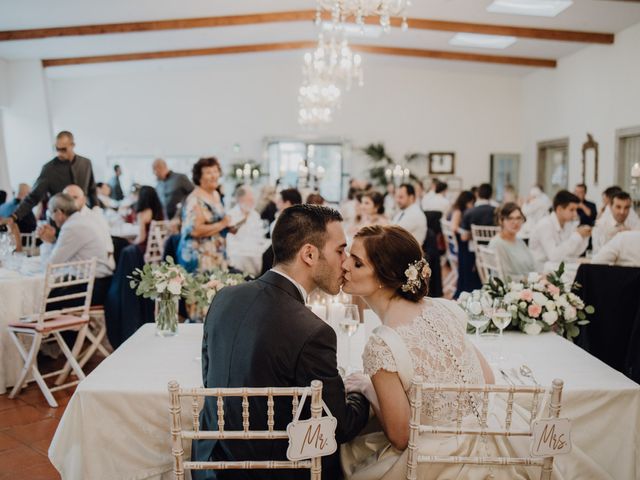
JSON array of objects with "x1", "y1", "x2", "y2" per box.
[
  {"x1": 574, "y1": 183, "x2": 597, "y2": 226},
  {"x1": 152, "y1": 158, "x2": 194, "y2": 219},
  {"x1": 38, "y1": 193, "x2": 113, "y2": 304},
  {"x1": 592, "y1": 231, "x2": 640, "y2": 267},
  {"x1": 96, "y1": 182, "x2": 119, "y2": 210},
  {"x1": 348, "y1": 190, "x2": 389, "y2": 237},
  {"x1": 391, "y1": 183, "x2": 427, "y2": 246},
  {"x1": 592, "y1": 191, "x2": 640, "y2": 252},
  {"x1": 597, "y1": 185, "x2": 622, "y2": 219},
  {"x1": 520, "y1": 184, "x2": 551, "y2": 237},
  {"x1": 306, "y1": 192, "x2": 325, "y2": 205},
  {"x1": 257, "y1": 185, "x2": 277, "y2": 225},
  {"x1": 132, "y1": 185, "x2": 165, "y2": 251},
  {"x1": 529, "y1": 190, "x2": 591, "y2": 267},
  {"x1": 0, "y1": 183, "x2": 37, "y2": 234},
  {"x1": 192, "y1": 205, "x2": 369, "y2": 479},
  {"x1": 261, "y1": 188, "x2": 303, "y2": 274},
  {"x1": 177, "y1": 157, "x2": 232, "y2": 273},
  {"x1": 489, "y1": 203, "x2": 535, "y2": 280},
  {"x1": 227, "y1": 185, "x2": 262, "y2": 241},
  {"x1": 421, "y1": 180, "x2": 450, "y2": 214},
  {"x1": 63, "y1": 184, "x2": 115, "y2": 272}
]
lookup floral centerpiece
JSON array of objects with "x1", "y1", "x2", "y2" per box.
[
  {"x1": 129, "y1": 257, "x2": 188, "y2": 336},
  {"x1": 182, "y1": 269, "x2": 247, "y2": 322},
  {"x1": 458, "y1": 263, "x2": 594, "y2": 341}
]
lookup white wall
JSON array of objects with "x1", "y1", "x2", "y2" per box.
[
  {"x1": 2, "y1": 60, "x2": 53, "y2": 190},
  {"x1": 45, "y1": 52, "x2": 523, "y2": 191},
  {"x1": 0, "y1": 58, "x2": 10, "y2": 193},
  {"x1": 521, "y1": 21, "x2": 640, "y2": 200},
  {"x1": 0, "y1": 58, "x2": 8, "y2": 108}
]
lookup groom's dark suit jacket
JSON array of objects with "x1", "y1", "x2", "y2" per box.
[{"x1": 192, "y1": 270, "x2": 370, "y2": 479}]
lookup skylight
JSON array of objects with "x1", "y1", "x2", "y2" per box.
[{"x1": 487, "y1": 0, "x2": 573, "y2": 18}]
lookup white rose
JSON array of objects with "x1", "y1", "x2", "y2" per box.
[
  {"x1": 167, "y1": 279, "x2": 182, "y2": 295},
  {"x1": 532, "y1": 292, "x2": 547, "y2": 306},
  {"x1": 523, "y1": 322, "x2": 542, "y2": 335},
  {"x1": 405, "y1": 266, "x2": 418, "y2": 281},
  {"x1": 545, "y1": 300, "x2": 556, "y2": 311},
  {"x1": 564, "y1": 306, "x2": 577, "y2": 321},
  {"x1": 156, "y1": 282, "x2": 167, "y2": 293},
  {"x1": 519, "y1": 301, "x2": 527, "y2": 309},
  {"x1": 458, "y1": 292, "x2": 471, "y2": 304},
  {"x1": 469, "y1": 301, "x2": 483, "y2": 316},
  {"x1": 528, "y1": 272, "x2": 541, "y2": 283},
  {"x1": 508, "y1": 304, "x2": 518, "y2": 313},
  {"x1": 509, "y1": 282, "x2": 524, "y2": 292},
  {"x1": 556, "y1": 295, "x2": 569, "y2": 309},
  {"x1": 542, "y1": 311, "x2": 558, "y2": 325}
]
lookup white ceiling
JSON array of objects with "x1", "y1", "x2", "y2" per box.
[{"x1": 1, "y1": 0, "x2": 640, "y2": 76}]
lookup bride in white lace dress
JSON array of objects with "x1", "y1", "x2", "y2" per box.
[{"x1": 339, "y1": 225, "x2": 608, "y2": 480}]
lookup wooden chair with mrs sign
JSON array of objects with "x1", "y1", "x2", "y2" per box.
[
  {"x1": 8, "y1": 258, "x2": 96, "y2": 407},
  {"x1": 168, "y1": 379, "x2": 325, "y2": 479}
]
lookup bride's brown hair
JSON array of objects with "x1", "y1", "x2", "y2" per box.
[{"x1": 354, "y1": 225, "x2": 429, "y2": 302}]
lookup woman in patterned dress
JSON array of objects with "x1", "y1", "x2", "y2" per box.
[{"x1": 177, "y1": 157, "x2": 235, "y2": 273}]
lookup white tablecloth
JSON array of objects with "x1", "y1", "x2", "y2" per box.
[
  {"x1": 110, "y1": 223, "x2": 139, "y2": 239},
  {"x1": 0, "y1": 266, "x2": 45, "y2": 394},
  {"x1": 50, "y1": 324, "x2": 639, "y2": 480}
]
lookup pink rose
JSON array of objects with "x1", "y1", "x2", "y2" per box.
[
  {"x1": 547, "y1": 284, "x2": 560, "y2": 296},
  {"x1": 519, "y1": 289, "x2": 533, "y2": 302},
  {"x1": 528, "y1": 304, "x2": 542, "y2": 318}
]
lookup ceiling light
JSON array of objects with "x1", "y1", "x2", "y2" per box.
[
  {"x1": 321, "y1": 21, "x2": 382, "y2": 38},
  {"x1": 487, "y1": 0, "x2": 573, "y2": 18},
  {"x1": 449, "y1": 33, "x2": 517, "y2": 49}
]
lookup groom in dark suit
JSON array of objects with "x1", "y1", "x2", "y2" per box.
[{"x1": 192, "y1": 204, "x2": 370, "y2": 479}]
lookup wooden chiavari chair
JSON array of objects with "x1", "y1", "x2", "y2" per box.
[
  {"x1": 144, "y1": 220, "x2": 172, "y2": 264},
  {"x1": 406, "y1": 377, "x2": 564, "y2": 480},
  {"x1": 470, "y1": 225, "x2": 500, "y2": 283},
  {"x1": 8, "y1": 258, "x2": 96, "y2": 407},
  {"x1": 168, "y1": 379, "x2": 324, "y2": 480},
  {"x1": 440, "y1": 219, "x2": 459, "y2": 297}
]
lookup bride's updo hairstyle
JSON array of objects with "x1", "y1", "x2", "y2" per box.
[{"x1": 354, "y1": 225, "x2": 429, "y2": 302}]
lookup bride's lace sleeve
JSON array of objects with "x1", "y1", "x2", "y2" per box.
[{"x1": 363, "y1": 333, "x2": 397, "y2": 377}]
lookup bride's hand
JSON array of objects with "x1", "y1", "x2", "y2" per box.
[{"x1": 345, "y1": 373, "x2": 380, "y2": 410}]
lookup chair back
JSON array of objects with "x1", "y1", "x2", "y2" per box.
[
  {"x1": 477, "y1": 245, "x2": 504, "y2": 283},
  {"x1": 38, "y1": 258, "x2": 97, "y2": 327},
  {"x1": 406, "y1": 377, "x2": 564, "y2": 480},
  {"x1": 144, "y1": 220, "x2": 172, "y2": 264},
  {"x1": 168, "y1": 380, "x2": 324, "y2": 480},
  {"x1": 470, "y1": 224, "x2": 500, "y2": 250},
  {"x1": 440, "y1": 219, "x2": 458, "y2": 267}
]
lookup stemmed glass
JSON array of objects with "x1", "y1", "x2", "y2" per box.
[
  {"x1": 466, "y1": 291, "x2": 490, "y2": 339},
  {"x1": 492, "y1": 298, "x2": 511, "y2": 362},
  {"x1": 338, "y1": 304, "x2": 360, "y2": 375}
]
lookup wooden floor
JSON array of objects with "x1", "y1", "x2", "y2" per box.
[{"x1": 0, "y1": 355, "x2": 105, "y2": 480}]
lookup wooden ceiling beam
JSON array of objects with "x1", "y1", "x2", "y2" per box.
[
  {"x1": 3, "y1": 10, "x2": 614, "y2": 44},
  {"x1": 41, "y1": 41, "x2": 556, "y2": 68}
]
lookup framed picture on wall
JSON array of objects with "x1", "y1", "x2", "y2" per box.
[{"x1": 428, "y1": 152, "x2": 455, "y2": 175}]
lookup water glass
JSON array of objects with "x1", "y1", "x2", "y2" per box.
[
  {"x1": 492, "y1": 298, "x2": 511, "y2": 362},
  {"x1": 466, "y1": 291, "x2": 490, "y2": 339}
]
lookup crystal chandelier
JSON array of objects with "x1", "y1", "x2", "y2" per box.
[
  {"x1": 298, "y1": 79, "x2": 341, "y2": 126},
  {"x1": 316, "y1": 0, "x2": 411, "y2": 32},
  {"x1": 303, "y1": 33, "x2": 364, "y2": 91}
]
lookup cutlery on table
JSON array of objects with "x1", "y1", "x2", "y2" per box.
[
  {"x1": 519, "y1": 364, "x2": 539, "y2": 385},
  {"x1": 499, "y1": 369, "x2": 514, "y2": 386}
]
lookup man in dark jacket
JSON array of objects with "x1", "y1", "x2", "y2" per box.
[
  {"x1": 193, "y1": 204, "x2": 370, "y2": 479},
  {"x1": 1, "y1": 130, "x2": 98, "y2": 227}
]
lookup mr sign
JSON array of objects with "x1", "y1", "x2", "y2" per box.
[
  {"x1": 531, "y1": 418, "x2": 572, "y2": 457},
  {"x1": 286, "y1": 390, "x2": 337, "y2": 461}
]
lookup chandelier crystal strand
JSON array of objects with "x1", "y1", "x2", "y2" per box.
[{"x1": 317, "y1": 0, "x2": 411, "y2": 32}]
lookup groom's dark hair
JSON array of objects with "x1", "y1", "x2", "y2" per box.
[{"x1": 272, "y1": 204, "x2": 342, "y2": 265}]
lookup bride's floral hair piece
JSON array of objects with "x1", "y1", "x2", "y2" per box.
[{"x1": 402, "y1": 258, "x2": 431, "y2": 294}]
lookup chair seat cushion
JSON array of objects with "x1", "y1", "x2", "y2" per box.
[{"x1": 9, "y1": 315, "x2": 89, "y2": 333}]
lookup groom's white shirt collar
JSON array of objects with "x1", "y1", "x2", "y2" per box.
[{"x1": 270, "y1": 268, "x2": 308, "y2": 303}]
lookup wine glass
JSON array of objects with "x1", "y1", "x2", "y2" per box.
[
  {"x1": 466, "y1": 291, "x2": 490, "y2": 339},
  {"x1": 338, "y1": 304, "x2": 360, "y2": 374},
  {"x1": 492, "y1": 298, "x2": 512, "y2": 362}
]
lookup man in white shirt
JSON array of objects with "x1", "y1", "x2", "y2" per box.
[
  {"x1": 62, "y1": 184, "x2": 116, "y2": 271},
  {"x1": 592, "y1": 231, "x2": 640, "y2": 267},
  {"x1": 391, "y1": 183, "x2": 427, "y2": 246},
  {"x1": 529, "y1": 190, "x2": 591, "y2": 267},
  {"x1": 592, "y1": 191, "x2": 640, "y2": 252},
  {"x1": 37, "y1": 193, "x2": 113, "y2": 304},
  {"x1": 421, "y1": 180, "x2": 450, "y2": 214},
  {"x1": 521, "y1": 185, "x2": 552, "y2": 238}
]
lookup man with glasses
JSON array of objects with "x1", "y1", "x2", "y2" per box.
[{"x1": 0, "y1": 131, "x2": 98, "y2": 228}]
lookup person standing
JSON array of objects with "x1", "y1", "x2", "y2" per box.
[
  {"x1": 152, "y1": 158, "x2": 194, "y2": 219},
  {"x1": 391, "y1": 183, "x2": 427, "y2": 246},
  {"x1": 192, "y1": 204, "x2": 369, "y2": 479},
  {"x1": 1, "y1": 131, "x2": 98, "y2": 227},
  {"x1": 108, "y1": 164, "x2": 124, "y2": 201}
]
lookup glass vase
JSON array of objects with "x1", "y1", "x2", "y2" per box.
[{"x1": 155, "y1": 295, "x2": 179, "y2": 337}]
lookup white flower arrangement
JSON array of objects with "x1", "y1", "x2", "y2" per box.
[
  {"x1": 458, "y1": 263, "x2": 594, "y2": 341},
  {"x1": 129, "y1": 257, "x2": 188, "y2": 300}
]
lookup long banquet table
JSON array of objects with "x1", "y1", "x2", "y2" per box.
[{"x1": 49, "y1": 323, "x2": 639, "y2": 480}]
